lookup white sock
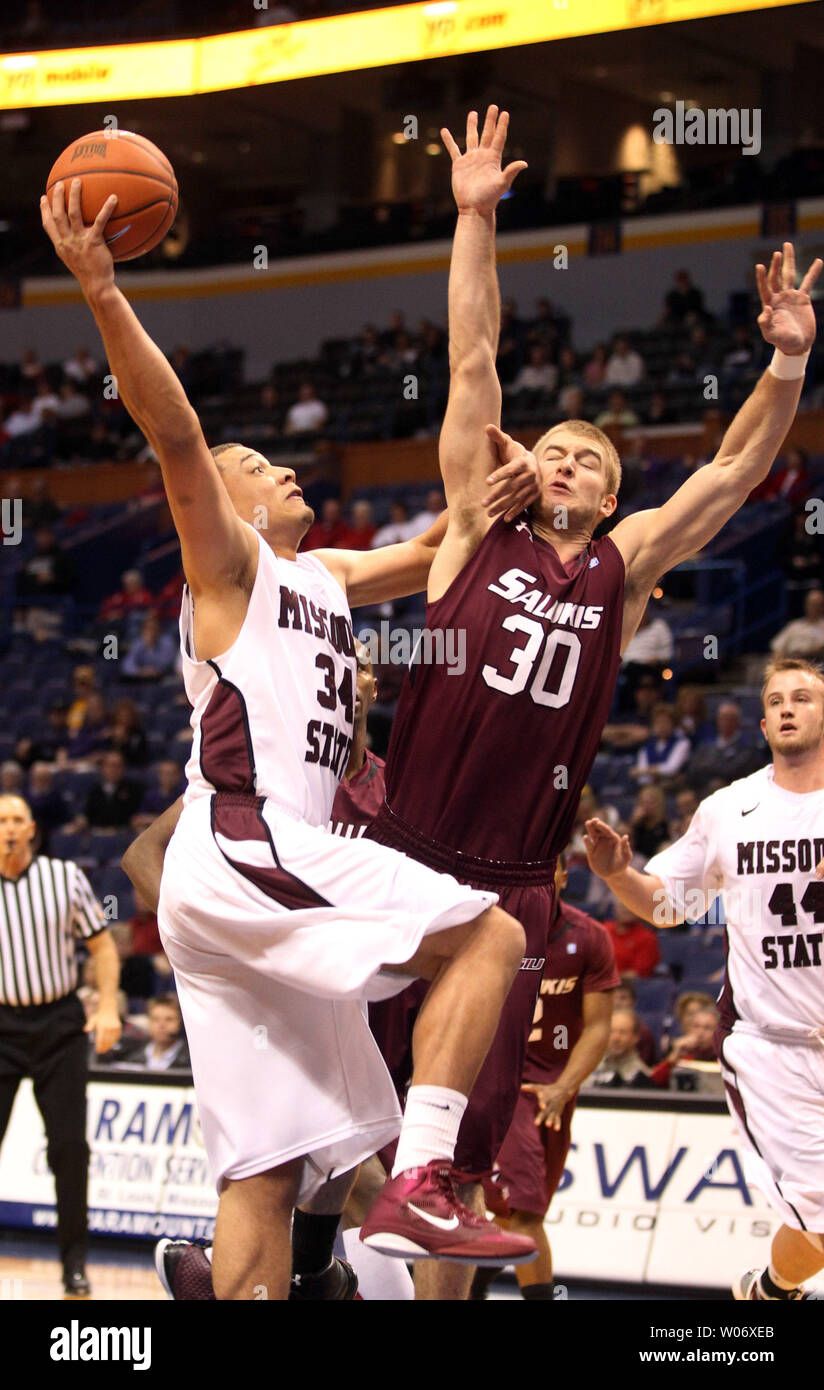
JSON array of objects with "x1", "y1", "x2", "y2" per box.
[
  {"x1": 391, "y1": 1084, "x2": 467, "y2": 1176},
  {"x1": 341, "y1": 1227, "x2": 414, "y2": 1300}
]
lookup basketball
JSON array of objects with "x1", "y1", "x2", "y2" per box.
[{"x1": 45, "y1": 130, "x2": 178, "y2": 262}]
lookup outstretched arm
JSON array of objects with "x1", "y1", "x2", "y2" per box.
[
  {"x1": 40, "y1": 182, "x2": 255, "y2": 597},
  {"x1": 122, "y1": 798, "x2": 184, "y2": 913},
  {"x1": 318, "y1": 439, "x2": 539, "y2": 607},
  {"x1": 612, "y1": 243, "x2": 822, "y2": 594},
  {"x1": 428, "y1": 107, "x2": 529, "y2": 599}
]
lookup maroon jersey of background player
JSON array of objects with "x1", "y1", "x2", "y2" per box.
[
  {"x1": 524, "y1": 899, "x2": 620, "y2": 1085},
  {"x1": 376, "y1": 516, "x2": 625, "y2": 863},
  {"x1": 329, "y1": 748, "x2": 385, "y2": 838}
]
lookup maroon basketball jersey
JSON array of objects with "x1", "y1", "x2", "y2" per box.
[
  {"x1": 328, "y1": 748, "x2": 385, "y2": 837},
  {"x1": 384, "y1": 517, "x2": 626, "y2": 862},
  {"x1": 523, "y1": 899, "x2": 619, "y2": 1084}
]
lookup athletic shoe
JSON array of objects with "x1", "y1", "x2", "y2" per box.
[
  {"x1": 63, "y1": 1264, "x2": 91, "y2": 1298},
  {"x1": 155, "y1": 1239, "x2": 215, "y2": 1300},
  {"x1": 733, "y1": 1269, "x2": 820, "y2": 1301},
  {"x1": 290, "y1": 1258, "x2": 358, "y2": 1301},
  {"x1": 360, "y1": 1161, "x2": 538, "y2": 1266}
]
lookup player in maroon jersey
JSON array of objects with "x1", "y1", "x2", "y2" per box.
[
  {"x1": 362, "y1": 104, "x2": 820, "y2": 1298},
  {"x1": 471, "y1": 856, "x2": 618, "y2": 1300}
]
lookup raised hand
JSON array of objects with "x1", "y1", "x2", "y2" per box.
[
  {"x1": 583, "y1": 817, "x2": 632, "y2": 880},
  {"x1": 483, "y1": 424, "x2": 542, "y2": 521},
  {"x1": 755, "y1": 242, "x2": 822, "y2": 357},
  {"x1": 441, "y1": 105, "x2": 527, "y2": 218},
  {"x1": 40, "y1": 178, "x2": 117, "y2": 295}
]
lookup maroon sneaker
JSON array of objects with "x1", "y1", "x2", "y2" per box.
[
  {"x1": 359, "y1": 1162, "x2": 538, "y2": 1266},
  {"x1": 155, "y1": 1240, "x2": 215, "y2": 1300}
]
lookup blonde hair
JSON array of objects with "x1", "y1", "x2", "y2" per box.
[
  {"x1": 533, "y1": 418, "x2": 622, "y2": 496},
  {"x1": 760, "y1": 656, "x2": 824, "y2": 710}
]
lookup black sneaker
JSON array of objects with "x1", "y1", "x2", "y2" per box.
[
  {"x1": 155, "y1": 1239, "x2": 215, "y2": 1300},
  {"x1": 63, "y1": 1265, "x2": 91, "y2": 1298},
  {"x1": 290, "y1": 1257, "x2": 358, "y2": 1301}
]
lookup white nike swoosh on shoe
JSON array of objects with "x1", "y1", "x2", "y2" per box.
[{"x1": 407, "y1": 1203, "x2": 460, "y2": 1231}]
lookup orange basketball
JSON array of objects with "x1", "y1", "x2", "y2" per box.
[{"x1": 45, "y1": 130, "x2": 178, "y2": 262}]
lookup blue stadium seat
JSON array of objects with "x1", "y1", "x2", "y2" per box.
[
  {"x1": 633, "y1": 977, "x2": 676, "y2": 1013},
  {"x1": 564, "y1": 864, "x2": 591, "y2": 903},
  {"x1": 88, "y1": 829, "x2": 134, "y2": 865}
]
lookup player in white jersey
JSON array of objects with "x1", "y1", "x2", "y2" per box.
[
  {"x1": 42, "y1": 179, "x2": 542, "y2": 1298},
  {"x1": 583, "y1": 657, "x2": 824, "y2": 1301}
]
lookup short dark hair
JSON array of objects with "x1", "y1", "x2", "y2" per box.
[
  {"x1": 210, "y1": 443, "x2": 243, "y2": 469},
  {"x1": 148, "y1": 993, "x2": 180, "y2": 1013}
]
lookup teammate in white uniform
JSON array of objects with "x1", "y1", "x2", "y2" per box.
[
  {"x1": 42, "y1": 178, "x2": 542, "y2": 1298},
  {"x1": 584, "y1": 657, "x2": 824, "y2": 1301}
]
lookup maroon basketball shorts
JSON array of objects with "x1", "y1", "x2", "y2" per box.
[
  {"x1": 490, "y1": 1088, "x2": 575, "y2": 1217},
  {"x1": 367, "y1": 805, "x2": 556, "y2": 1176}
]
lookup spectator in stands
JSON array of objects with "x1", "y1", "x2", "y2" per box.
[
  {"x1": 83, "y1": 419, "x2": 117, "y2": 462},
  {"x1": 777, "y1": 510, "x2": 824, "y2": 615},
  {"x1": 621, "y1": 605, "x2": 673, "y2": 688},
  {"x1": 66, "y1": 691, "x2": 110, "y2": 762},
  {"x1": 99, "y1": 569, "x2": 154, "y2": 627},
  {"x1": 687, "y1": 325, "x2": 717, "y2": 380},
  {"x1": 721, "y1": 326, "x2": 755, "y2": 377},
  {"x1": 66, "y1": 665, "x2": 97, "y2": 736},
  {"x1": 302, "y1": 497, "x2": 354, "y2": 550},
  {"x1": 644, "y1": 390, "x2": 676, "y2": 426},
  {"x1": 379, "y1": 330, "x2": 419, "y2": 373},
  {"x1": 770, "y1": 588, "x2": 824, "y2": 659},
  {"x1": 684, "y1": 700, "x2": 766, "y2": 793},
  {"x1": 348, "y1": 500, "x2": 376, "y2": 550},
  {"x1": 651, "y1": 1006, "x2": 718, "y2": 1088},
  {"x1": 107, "y1": 699, "x2": 149, "y2": 768},
  {"x1": 661, "y1": 269, "x2": 707, "y2": 326},
  {"x1": 284, "y1": 381, "x2": 329, "y2": 436},
  {"x1": 558, "y1": 384, "x2": 586, "y2": 419},
  {"x1": 16, "y1": 527, "x2": 76, "y2": 597},
  {"x1": 83, "y1": 750, "x2": 142, "y2": 830},
  {"x1": 613, "y1": 979, "x2": 658, "y2": 1066},
  {"x1": 55, "y1": 380, "x2": 91, "y2": 423},
  {"x1": 135, "y1": 760, "x2": 186, "y2": 828},
  {"x1": 759, "y1": 445, "x2": 810, "y2": 506},
  {"x1": 350, "y1": 324, "x2": 382, "y2": 378},
  {"x1": 665, "y1": 352, "x2": 699, "y2": 387},
  {"x1": 406, "y1": 489, "x2": 445, "y2": 539},
  {"x1": 1, "y1": 762, "x2": 24, "y2": 795},
  {"x1": 671, "y1": 787, "x2": 700, "y2": 837},
  {"x1": 121, "y1": 614, "x2": 177, "y2": 682},
  {"x1": 18, "y1": 347, "x2": 42, "y2": 380},
  {"x1": 556, "y1": 344, "x2": 581, "y2": 390},
  {"x1": 603, "y1": 896, "x2": 661, "y2": 977},
  {"x1": 112, "y1": 994, "x2": 190, "y2": 1072},
  {"x1": 594, "y1": 390, "x2": 639, "y2": 430},
  {"x1": 371, "y1": 500, "x2": 411, "y2": 548},
  {"x1": 506, "y1": 343, "x2": 558, "y2": 396},
  {"x1": 22, "y1": 477, "x2": 60, "y2": 529},
  {"x1": 154, "y1": 570, "x2": 184, "y2": 623},
  {"x1": 673, "y1": 686, "x2": 714, "y2": 746},
  {"x1": 582, "y1": 343, "x2": 608, "y2": 390},
  {"x1": 27, "y1": 762, "x2": 72, "y2": 850},
  {"x1": 602, "y1": 671, "x2": 662, "y2": 749},
  {"x1": 30, "y1": 376, "x2": 61, "y2": 427},
  {"x1": 588, "y1": 1009, "x2": 652, "y2": 1088},
  {"x1": 631, "y1": 705, "x2": 691, "y2": 786},
  {"x1": 668, "y1": 989, "x2": 717, "y2": 1047},
  {"x1": 629, "y1": 785, "x2": 672, "y2": 858},
  {"x1": 119, "y1": 891, "x2": 169, "y2": 1000},
  {"x1": 15, "y1": 700, "x2": 70, "y2": 768},
  {"x1": 62, "y1": 345, "x2": 98, "y2": 385},
  {"x1": 604, "y1": 337, "x2": 644, "y2": 388}
]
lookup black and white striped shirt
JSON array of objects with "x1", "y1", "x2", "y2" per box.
[{"x1": 0, "y1": 856, "x2": 105, "y2": 1006}]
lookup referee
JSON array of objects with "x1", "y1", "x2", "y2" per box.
[{"x1": 0, "y1": 793, "x2": 121, "y2": 1297}]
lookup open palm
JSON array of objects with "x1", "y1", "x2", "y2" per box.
[
  {"x1": 441, "y1": 105, "x2": 527, "y2": 217},
  {"x1": 756, "y1": 242, "x2": 822, "y2": 356}
]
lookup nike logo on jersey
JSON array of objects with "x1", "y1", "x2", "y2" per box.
[
  {"x1": 588, "y1": 556, "x2": 600, "y2": 569},
  {"x1": 515, "y1": 521, "x2": 533, "y2": 541},
  {"x1": 741, "y1": 805, "x2": 759, "y2": 816},
  {"x1": 407, "y1": 1204, "x2": 460, "y2": 1231}
]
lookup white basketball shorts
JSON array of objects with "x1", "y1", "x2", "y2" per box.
[
  {"x1": 157, "y1": 792, "x2": 497, "y2": 1200},
  {"x1": 720, "y1": 1025, "x2": 824, "y2": 1232}
]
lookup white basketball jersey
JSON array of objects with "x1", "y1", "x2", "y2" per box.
[
  {"x1": 179, "y1": 529, "x2": 355, "y2": 826},
  {"x1": 646, "y1": 765, "x2": 824, "y2": 1037}
]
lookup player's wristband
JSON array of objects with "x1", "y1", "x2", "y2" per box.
[{"x1": 768, "y1": 347, "x2": 810, "y2": 380}]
